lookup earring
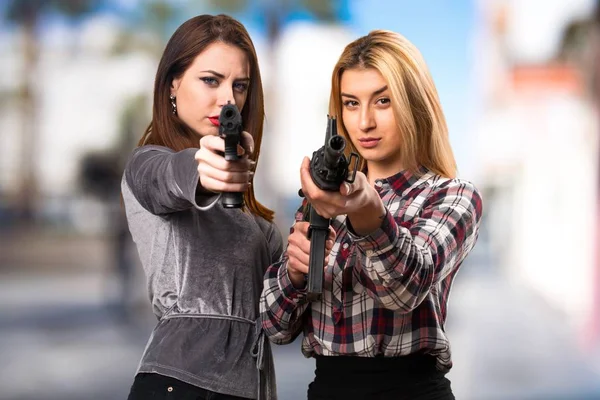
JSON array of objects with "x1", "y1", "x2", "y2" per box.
[{"x1": 170, "y1": 94, "x2": 177, "y2": 115}]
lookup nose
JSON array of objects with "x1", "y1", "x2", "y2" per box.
[
  {"x1": 217, "y1": 85, "x2": 235, "y2": 107},
  {"x1": 359, "y1": 106, "x2": 376, "y2": 132}
]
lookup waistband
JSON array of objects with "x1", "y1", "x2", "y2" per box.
[
  {"x1": 162, "y1": 311, "x2": 272, "y2": 400},
  {"x1": 314, "y1": 353, "x2": 440, "y2": 379}
]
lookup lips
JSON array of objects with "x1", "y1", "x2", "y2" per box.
[
  {"x1": 357, "y1": 138, "x2": 381, "y2": 149},
  {"x1": 208, "y1": 116, "x2": 219, "y2": 126}
]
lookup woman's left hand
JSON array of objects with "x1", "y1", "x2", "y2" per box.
[{"x1": 299, "y1": 156, "x2": 381, "y2": 219}]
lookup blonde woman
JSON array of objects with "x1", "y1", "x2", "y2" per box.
[{"x1": 261, "y1": 30, "x2": 483, "y2": 400}]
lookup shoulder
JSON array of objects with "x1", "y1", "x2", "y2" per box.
[
  {"x1": 424, "y1": 174, "x2": 482, "y2": 217},
  {"x1": 252, "y1": 214, "x2": 282, "y2": 240},
  {"x1": 428, "y1": 174, "x2": 479, "y2": 193},
  {"x1": 125, "y1": 145, "x2": 175, "y2": 172},
  {"x1": 130, "y1": 144, "x2": 175, "y2": 158}
]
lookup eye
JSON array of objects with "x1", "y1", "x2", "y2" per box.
[
  {"x1": 233, "y1": 82, "x2": 249, "y2": 93},
  {"x1": 200, "y1": 77, "x2": 218, "y2": 86},
  {"x1": 343, "y1": 100, "x2": 358, "y2": 108},
  {"x1": 376, "y1": 97, "x2": 390, "y2": 106}
]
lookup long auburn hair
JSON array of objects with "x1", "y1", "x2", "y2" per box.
[
  {"x1": 329, "y1": 30, "x2": 457, "y2": 178},
  {"x1": 139, "y1": 14, "x2": 274, "y2": 221}
]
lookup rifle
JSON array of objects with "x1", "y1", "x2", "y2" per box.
[
  {"x1": 300, "y1": 116, "x2": 359, "y2": 301},
  {"x1": 218, "y1": 102, "x2": 244, "y2": 208}
]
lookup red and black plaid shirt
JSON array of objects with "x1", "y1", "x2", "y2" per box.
[{"x1": 260, "y1": 167, "x2": 483, "y2": 371}]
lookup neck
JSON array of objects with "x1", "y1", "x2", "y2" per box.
[{"x1": 366, "y1": 159, "x2": 405, "y2": 185}]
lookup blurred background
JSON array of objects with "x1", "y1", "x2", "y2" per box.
[{"x1": 1, "y1": 0, "x2": 600, "y2": 399}]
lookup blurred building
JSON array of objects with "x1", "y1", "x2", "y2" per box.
[
  {"x1": 260, "y1": 20, "x2": 353, "y2": 228},
  {"x1": 473, "y1": 0, "x2": 599, "y2": 346},
  {"x1": 0, "y1": 14, "x2": 156, "y2": 231}
]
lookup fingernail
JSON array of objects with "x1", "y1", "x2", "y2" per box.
[{"x1": 344, "y1": 183, "x2": 350, "y2": 194}]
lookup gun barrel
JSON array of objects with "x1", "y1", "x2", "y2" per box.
[
  {"x1": 219, "y1": 104, "x2": 242, "y2": 134},
  {"x1": 219, "y1": 103, "x2": 242, "y2": 161},
  {"x1": 218, "y1": 102, "x2": 244, "y2": 208},
  {"x1": 324, "y1": 117, "x2": 336, "y2": 144},
  {"x1": 324, "y1": 135, "x2": 346, "y2": 169}
]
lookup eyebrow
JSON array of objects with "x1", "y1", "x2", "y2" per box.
[
  {"x1": 201, "y1": 70, "x2": 250, "y2": 81},
  {"x1": 341, "y1": 85, "x2": 388, "y2": 99}
]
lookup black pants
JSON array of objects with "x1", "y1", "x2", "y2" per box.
[
  {"x1": 307, "y1": 354, "x2": 455, "y2": 400},
  {"x1": 127, "y1": 373, "x2": 250, "y2": 400}
]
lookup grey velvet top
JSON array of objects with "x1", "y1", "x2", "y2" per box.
[{"x1": 121, "y1": 145, "x2": 283, "y2": 399}]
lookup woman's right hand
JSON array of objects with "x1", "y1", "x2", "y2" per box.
[
  {"x1": 286, "y1": 221, "x2": 335, "y2": 288},
  {"x1": 194, "y1": 131, "x2": 255, "y2": 193}
]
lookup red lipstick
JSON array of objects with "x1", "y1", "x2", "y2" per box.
[{"x1": 208, "y1": 116, "x2": 219, "y2": 126}]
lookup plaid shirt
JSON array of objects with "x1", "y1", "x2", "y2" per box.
[{"x1": 260, "y1": 167, "x2": 483, "y2": 372}]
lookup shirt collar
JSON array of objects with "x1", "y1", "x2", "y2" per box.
[{"x1": 373, "y1": 166, "x2": 431, "y2": 194}]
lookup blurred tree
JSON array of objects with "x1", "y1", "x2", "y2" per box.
[
  {"x1": 302, "y1": 0, "x2": 337, "y2": 21},
  {"x1": 207, "y1": 0, "x2": 340, "y2": 44},
  {"x1": 209, "y1": 0, "x2": 249, "y2": 14},
  {"x1": 110, "y1": 0, "x2": 181, "y2": 59},
  {"x1": 141, "y1": 0, "x2": 177, "y2": 47},
  {"x1": 4, "y1": 0, "x2": 100, "y2": 225}
]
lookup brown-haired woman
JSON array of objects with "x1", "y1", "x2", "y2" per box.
[
  {"x1": 122, "y1": 14, "x2": 282, "y2": 400},
  {"x1": 261, "y1": 30, "x2": 483, "y2": 399}
]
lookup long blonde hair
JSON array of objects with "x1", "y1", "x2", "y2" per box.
[{"x1": 329, "y1": 30, "x2": 456, "y2": 178}]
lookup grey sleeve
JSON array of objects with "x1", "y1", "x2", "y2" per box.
[
  {"x1": 124, "y1": 145, "x2": 219, "y2": 215},
  {"x1": 267, "y1": 223, "x2": 284, "y2": 265}
]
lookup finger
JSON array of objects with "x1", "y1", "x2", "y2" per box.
[
  {"x1": 196, "y1": 150, "x2": 232, "y2": 172},
  {"x1": 227, "y1": 155, "x2": 255, "y2": 171},
  {"x1": 311, "y1": 205, "x2": 334, "y2": 220},
  {"x1": 293, "y1": 221, "x2": 310, "y2": 237},
  {"x1": 299, "y1": 157, "x2": 314, "y2": 200},
  {"x1": 199, "y1": 135, "x2": 225, "y2": 153},
  {"x1": 342, "y1": 170, "x2": 370, "y2": 196},
  {"x1": 236, "y1": 144, "x2": 246, "y2": 157},
  {"x1": 248, "y1": 158, "x2": 257, "y2": 171},
  {"x1": 241, "y1": 131, "x2": 255, "y2": 155},
  {"x1": 288, "y1": 232, "x2": 311, "y2": 255},
  {"x1": 324, "y1": 256, "x2": 329, "y2": 268},
  {"x1": 302, "y1": 176, "x2": 347, "y2": 212},
  {"x1": 198, "y1": 175, "x2": 249, "y2": 193},
  {"x1": 328, "y1": 226, "x2": 336, "y2": 241},
  {"x1": 199, "y1": 149, "x2": 250, "y2": 173},
  {"x1": 340, "y1": 182, "x2": 355, "y2": 196},
  {"x1": 199, "y1": 165, "x2": 252, "y2": 184},
  {"x1": 326, "y1": 239, "x2": 334, "y2": 252},
  {"x1": 287, "y1": 244, "x2": 310, "y2": 267},
  {"x1": 288, "y1": 258, "x2": 308, "y2": 275}
]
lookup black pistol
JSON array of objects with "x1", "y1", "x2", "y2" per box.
[
  {"x1": 301, "y1": 116, "x2": 359, "y2": 302},
  {"x1": 218, "y1": 102, "x2": 244, "y2": 208}
]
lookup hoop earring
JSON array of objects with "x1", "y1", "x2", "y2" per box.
[{"x1": 170, "y1": 94, "x2": 177, "y2": 115}]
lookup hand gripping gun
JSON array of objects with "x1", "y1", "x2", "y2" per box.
[{"x1": 300, "y1": 116, "x2": 359, "y2": 301}]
